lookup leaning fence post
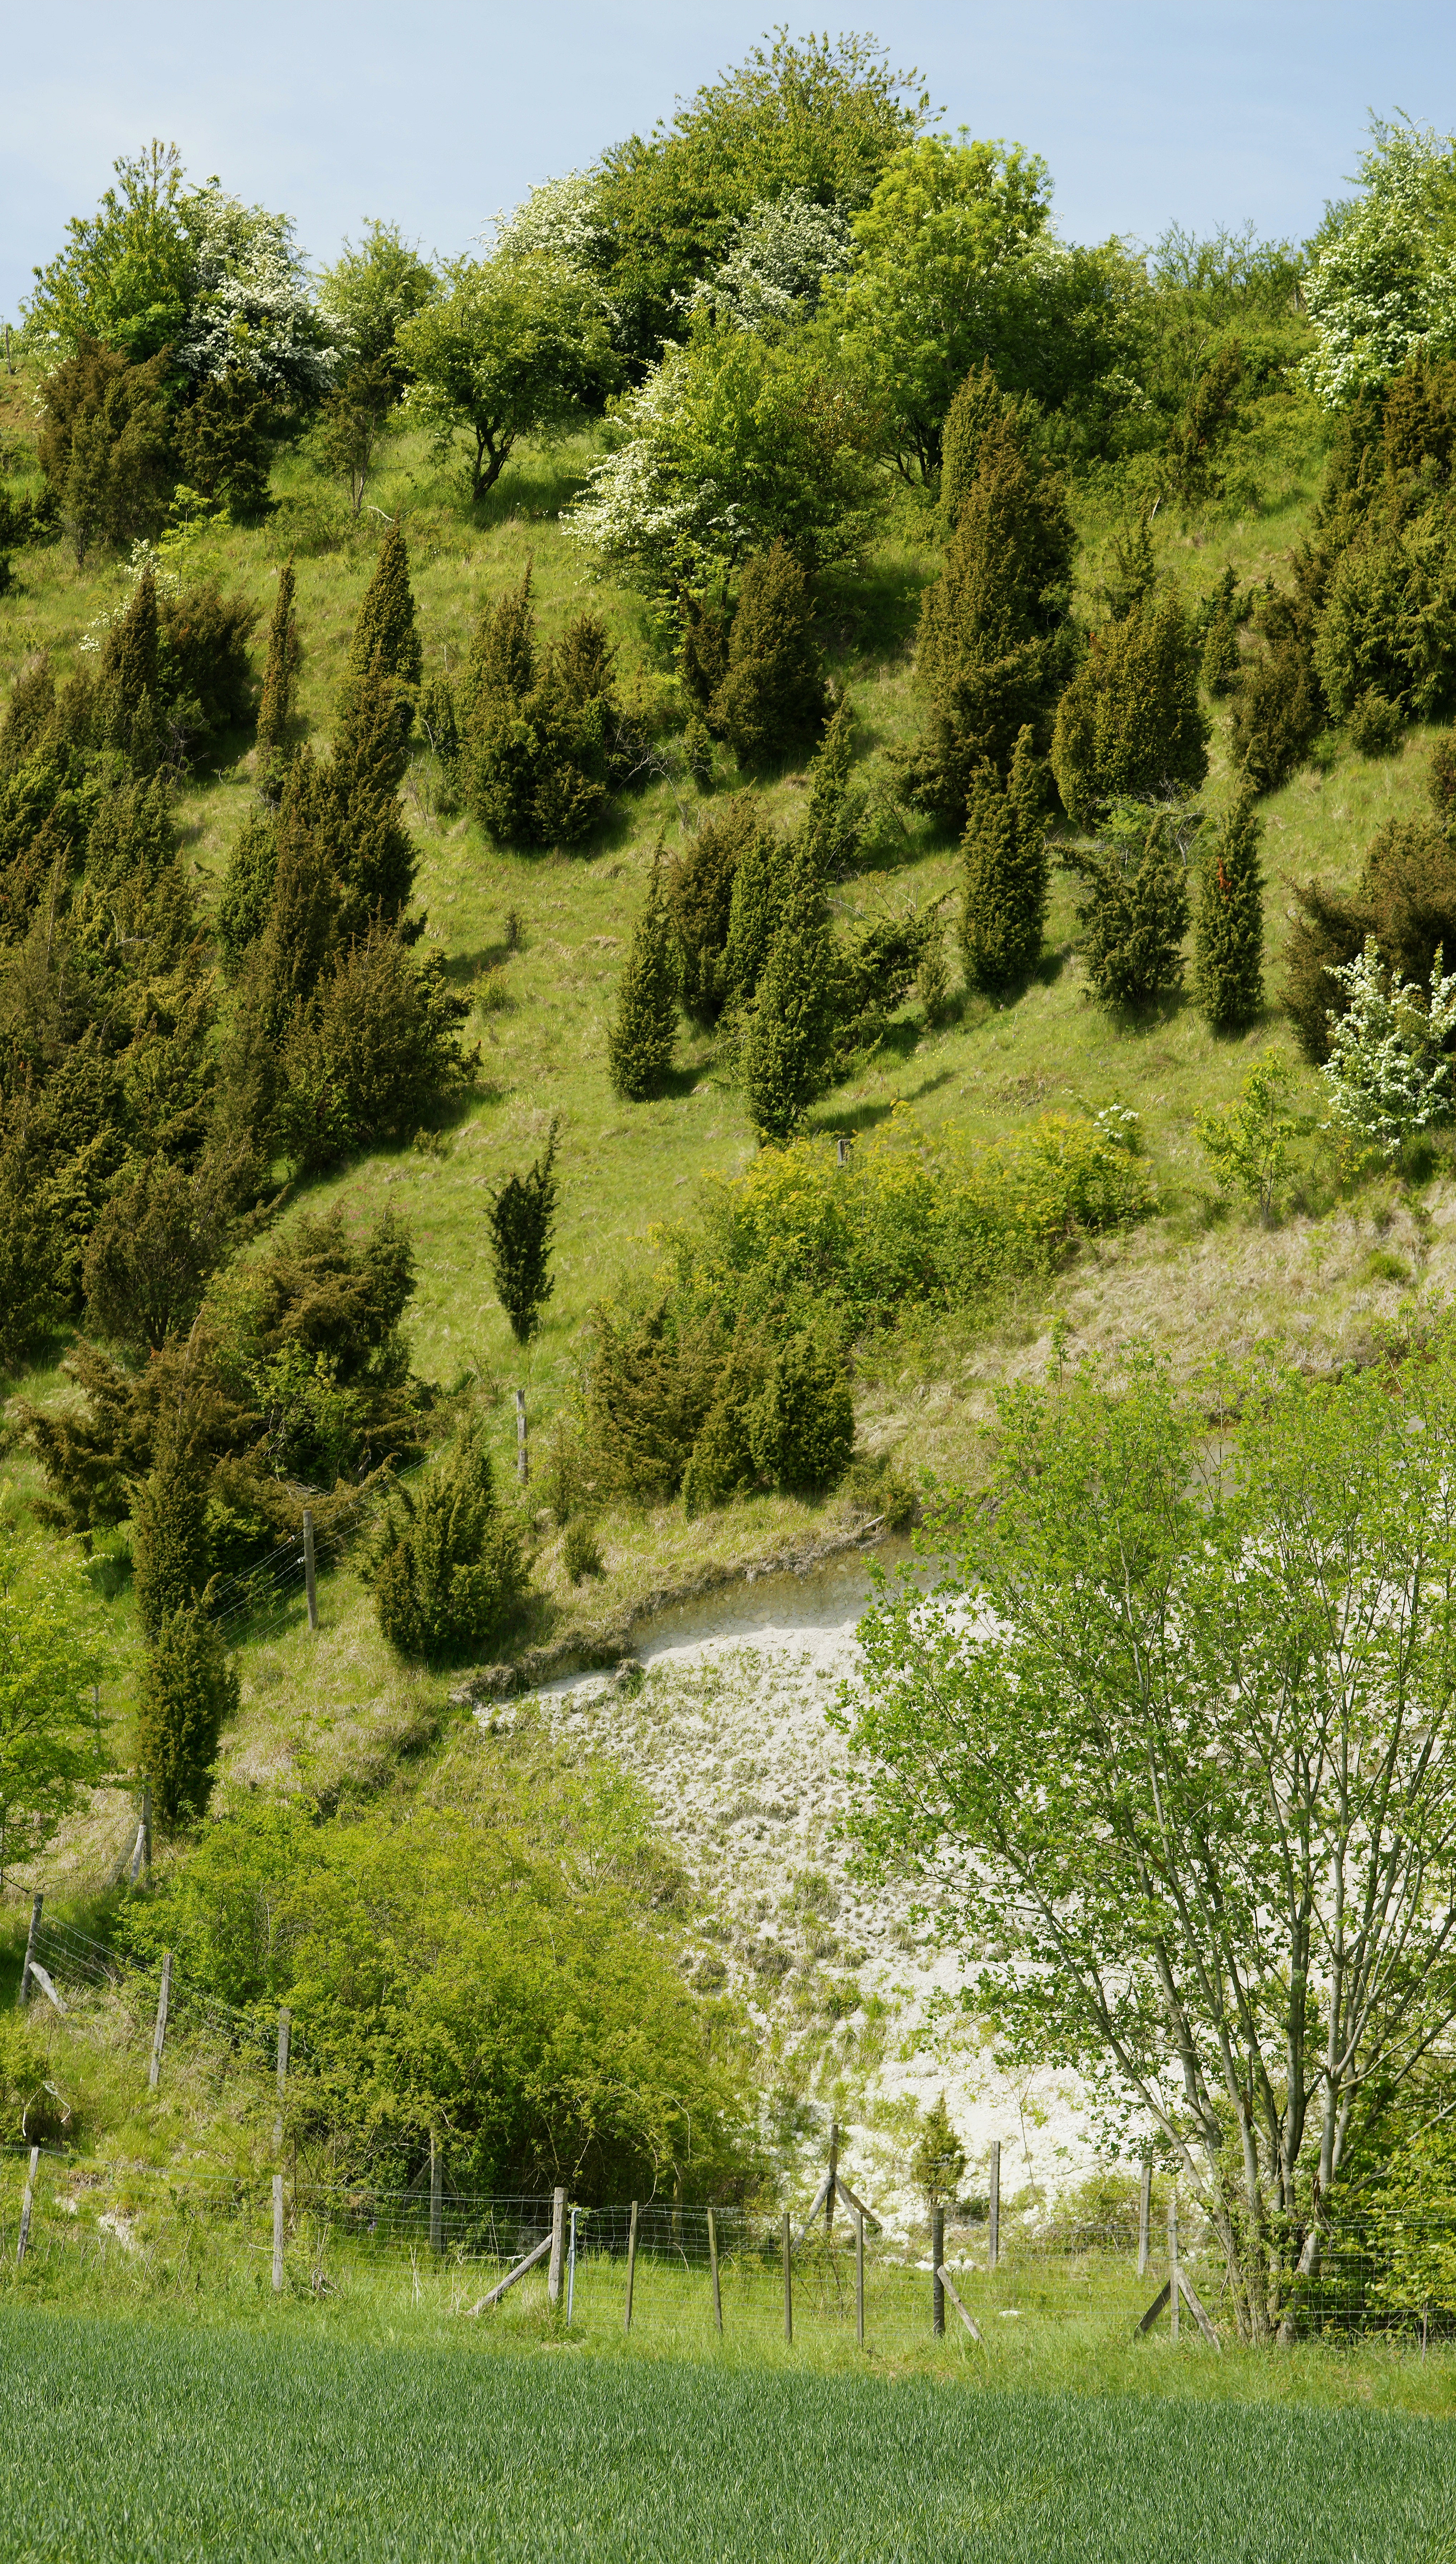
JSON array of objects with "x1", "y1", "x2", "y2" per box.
[
  {"x1": 547, "y1": 2186, "x2": 565, "y2": 2307},
  {"x1": 707, "y1": 2206, "x2": 723, "y2": 2335},
  {"x1": 430, "y1": 2133, "x2": 443, "y2": 2257},
  {"x1": 932, "y1": 2204, "x2": 945, "y2": 2337},
  {"x1": 1137, "y1": 2158, "x2": 1152, "y2": 2278},
  {"x1": 274, "y1": 2007, "x2": 291, "y2": 2149},
  {"x1": 1168, "y1": 2193, "x2": 1179, "y2": 2345},
  {"x1": 825, "y1": 2119, "x2": 839, "y2": 2240},
  {"x1": 147, "y1": 1952, "x2": 172, "y2": 2090},
  {"x1": 16, "y1": 2145, "x2": 39, "y2": 2265},
  {"x1": 624, "y1": 2200, "x2": 638, "y2": 2330},
  {"x1": 18, "y1": 1893, "x2": 41, "y2": 2009},
  {"x1": 302, "y1": 1509, "x2": 319, "y2": 1633},
  {"x1": 566, "y1": 2205, "x2": 578, "y2": 2322},
  {"x1": 855, "y1": 2208, "x2": 865, "y2": 2347},
  {"x1": 515, "y1": 1388, "x2": 528, "y2": 1487},
  {"x1": 988, "y1": 2140, "x2": 1001, "y2": 2272},
  {"x1": 272, "y1": 2173, "x2": 284, "y2": 2293},
  {"x1": 782, "y1": 2210, "x2": 793, "y2": 2344}
]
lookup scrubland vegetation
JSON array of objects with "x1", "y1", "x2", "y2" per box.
[{"x1": 7, "y1": 44, "x2": 1456, "y2": 2519}]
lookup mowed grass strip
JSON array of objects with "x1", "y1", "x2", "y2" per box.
[{"x1": 0, "y1": 2306, "x2": 1449, "y2": 2563}]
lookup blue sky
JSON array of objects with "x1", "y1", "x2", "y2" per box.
[{"x1": 3, "y1": 1, "x2": 1453, "y2": 314}]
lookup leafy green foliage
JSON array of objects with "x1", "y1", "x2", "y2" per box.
[
  {"x1": 119, "y1": 1755, "x2": 753, "y2": 2193},
  {"x1": 399, "y1": 255, "x2": 618, "y2": 501},
  {"x1": 1163, "y1": 340, "x2": 1244, "y2": 499},
  {"x1": 175, "y1": 368, "x2": 273, "y2": 519},
  {"x1": 1063, "y1": 806, "x2": 1192, "y2": 1011},
  {"x1": 369, "y1": 1431, "x2": 527, "y2": 1663},
  {"x1": 744, "y1": 1322, "x2": 853, "y2": 1493},
  {"x1": 1196, "y1": 1053, "x2": 1297, "y2": 1224},
  {"x1": 1321, "y1": 937, "x2": 1456, "y2": 1155},
  {"x1": 317, "y1": 219, "x2": 438, "y2": 375},
  {"x1": 23, "y1": 141, "x2": 195, "y2": 360},
  {"x1": 0, "y1": 1527, "x2": 104, "y2": 1887},
  {"x1": 1304, "y1": 120, "x2": 1456, "y2": 403},
  {"x1": 608, "y1": 853, "x2": 679, "y2": 1101},
  {"x1": 136, "y1": 1602, "x2": 238, "y2": 1830},
  {"x1": 823, "y1": 137, "x2": 1053, "y2": 482},
  {"x1": 486, "y1": 1122, "x2": 559, "y2": 1344},
  {"x1": 1052, "y1": 590, "x2": 1208, "y2": 825},
  {"x1": 82, "y1": 1157, "x2": 229, "y2": 1352},
  {"x1": 274, "y1": 933, "x2": 474, "y2": 1176},
  {"x1": 709, "y1": 542, "x2": 824, "y2": 766},
  {"x1": 1194, "y1": 786, "x2": 1264, "y2": 1028}
]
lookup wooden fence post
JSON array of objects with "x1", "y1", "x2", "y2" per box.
[
  {"x1": 1137, "y1": 2158, "x2": 1152, "y2": 2278},
  {"x1": 274, "y1": 2008, "x2": 291, "y2": 2150},
  {"x1": 988, "y1": 2140, "x2": 1001, "y2": 2272},
  {"x1": 624, "y1": 2201, "x2": 638, "y2": 2330},
  {"x1": 782, "y1": 2210, "x2": 793, "y2": 2344},
  {"x1": 932, "y1": 2205, "x2": 945, "y2": 2336},
  {"x1": 1168, "y1": 2194, "x2": 1179, "y2": 2345},
  {"x1": 547, "y1": 2186, "x2": 565, "y2": 2307},
  {"x1": 825, "y1": 2118, "x2": 839, "y2": 2240},
  {"x1": 855, "y1": 2208, "x2": 865, "y2": 2347},
  {"x1": 566, "y1": 2205, "x2": 578, "y2": 2322},
  {"x1": 302, "y1": 1510, "x2": 319, "y2": 1632},
  {"x1": 515, "y1": 1389, "x2": 528, "y2": 1487},
  {"x1": 16, "y1": 2146, "x2": 39, "y2": 2265},
  {"x1": 272, "y1": 2173, "x2": 284, "y2": 2293},
  {"x1": 18, "y1": 1894, "x2": 41, "y2": 2009},
  {"x1": 147, "y1": 1952, "x2": 172, "y2": 2090},
  {"x1": 707, "y1": 2206, "x2": 723, "y2": 2335},
  {"x1": 836, "y1": 1136, "x2": 851, "y2": 1168},
  {"x1": 429, "y1": 2133, "x2": 443, "y2": 2257}
]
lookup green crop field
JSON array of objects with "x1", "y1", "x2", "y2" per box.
[{"x1": 0, "y1": 2305, "x2": 1450, "y2": 2564}]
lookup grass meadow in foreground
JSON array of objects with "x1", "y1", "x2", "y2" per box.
[{"x1": 0, "y1": 2298, "x2": 1451, "y2": 2564}]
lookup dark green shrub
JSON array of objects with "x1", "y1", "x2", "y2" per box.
[
  {"x1": 217, "y1": 810, "x2": 278, "y2": 973},
  {"x1": 799, "y1": 698, "x2": 862, "y2": 877},
  {"x1": 175, "y1": 369, "x2": 273, "y2": 520},
  {"x1": 562, "y1": 1516, "x2": 603, "y2": 1584},
  {"x1": 338, "y1": 522, "x2": 423, "y2": 733},
  {"x1": 276, "y1": 930, "x2": 474, "y2": 1173},
  {"x1": 1431, "y1": 724, "x2": 1456, "y2": 818},
  {"x1": 82, "y1": 1160, "x2": 226, "y2": 1353},
  {"x1": 465, "y1": 569, "x2": 625, "y2": 848},
  {"x1": 581, "y1": 1302, "x2": 723, "y2": 1506},
  {"x1": 939, "y1": 363, "x2": 1021, "y2": 533},
  {"x1": 1051, "y1": 590, "x2": 1209, "y2": 823},
  {"x1": 1197, "y1": 566, "x2": 1249, "y2": 695},
  {"x1": 664, "y1": 797, "x2": 759, "y2": 1021},
  {"x1": 608, "y1": 852, "x2": 679, "y2": 1100},
  {"x1": 131, "y1": 1421, "x2": 211, "y2": 1640},
  {"x1": 368, "y1": 1433, "x2": 527, "y2": 1662},
  {"x1": 157, "y1": 581, "x2": 259, "y2": 748},
  {"x1": 0, "y1": 1140, "x2": 61, "y2": 1373},
  {"x1": 486, "y1": 1122, "x2": 559, "y2": 1344},
  {"x1": 254, "y1": 556, "x2": 299, "y2": 764},
  {"x1": 36, "y1": 340, "x2": 174, "y2": 563},
  {"x1": 1194, "y1": 787, "x2": 1264, "y2": 1030},
  {"x1": 900, "y1": 409, "x2": 1076, "y2": 827},
  {"x1": 709, "y1": 542, "x2": 823, "y2": 766},
  {"x1": 741, "y1": 840, "x2": 838, "y2": 1142},
  {"x1": 723, "y1": 815, "x2": 791, "y2": 1013},
  {"x1": 1314, "y1": 522, "x2": 1456, "y2": 728},
  {"x1": 1164, "y1": 339, "x2": 1243, "y2": 500},
  {"x1": 1348, "y1": 689, "x2": 1404, "y2": 757},
  {"x1": 1230, "y1": 621, "x2": 1324, "y2": 791},
  {"x1": 960, "y1": 734, "x2": 1048, "y2": 991},
  {"x1": 136, "y1": 1604, "x2": 238, "y2": 1830},
  {"x1": 1064, "y1": 806, "x2": 1192, "y2": 1010},
  {"x1": 1281, "y1": 815, "x2": 1456, "y2": 1059},
  {"x1": 680, "y1": 573, "x2": 734, "y2": 711},
  {"x1": 747, "y1": 1326, "x2": 853, "y2": 1494}
]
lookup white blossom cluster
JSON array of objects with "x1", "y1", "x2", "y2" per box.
[
  {"x1": 687, "y1": 190, "x2": 855, "y2": 333},
  {"x1": 177, "y1": 192, "x2": 343, "y2": 403},
  {"x1": 488, "y1": 169, "x2": 617, "y2": 280},
  {"x1": 1321, "y1": 935, "x2": 1456, "y2": 1153},
  {"x1": 1304, "y1": 120, "x2": 1456, "y2": 405}
]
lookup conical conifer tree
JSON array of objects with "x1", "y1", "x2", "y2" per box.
[
  {"x1": 486, "y1": 1125, "x2": 560, "y2": 1341},
  {"x1": 254, "y1": 751, "x2": 343, "y2": 1033},
  {"x1": 801, "y1": 699, "x2": 861, "y2": 877},
  {"x1": 901, "y1": 428, "x2": 1076, "y2": 826},
  {"x1": 710, "y1": 543, "x2": 824, "y2": 766},
  {"x1": 137, "y1": 1603, "x2": 238, "y2": 1829},
  {"x1": 465, "y1": 565, "x2": 535, "y2": 716},
  {"x1": 961, "y1": 751, "x2": 1048, "y2": 991},
  {"x1": 723, "y1": 818, "x2": 790, "y2": 1012},
  {"x1": 340, "y1": 521, "x2": 422, "y2": 706},
  {"x1": 255, "y1": 555, "x2": 299, "y2": 760},
  {"x1": 940, "y1": 363, "x2": 1019, "y2": 533},
  {"x1": 131, "y1": 1420, "x2": 211, "y2": 1641},
  {"x1": 741, "y1": 838, "x2": 837, "y2": 1143},
  {"x1": 1195, "y1": 785, "x2": 1265, "y2": 1027},
  {"x1": 608, "y1": 849, "x2": 680, "y2": 1101},
  {"x1": 1051, "y1": 589, "x2": 1209, "y2": 825},
  {"x1": 96, "y1": 567, "x2": 161, "y2": 762}
]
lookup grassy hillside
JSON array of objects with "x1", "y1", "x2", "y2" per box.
[{"x1": 0, "y1": 351, "x2": 1449, "y2": 1836}]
